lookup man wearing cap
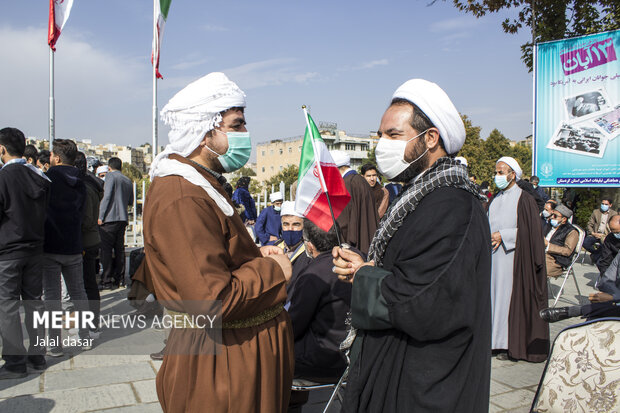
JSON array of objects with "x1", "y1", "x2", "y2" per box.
[
  {"x1": 331, "y1": 150, "x2": 378, "y2": 255},
  {"x1": 255, "y1": 191, "x2": 283, "y2": 246},
  {"x1": 332, "y1": 79, "x2": 491, "y2": 412},
  {"x1": 488, "y1": 156, "x2": 548, "y2": 363},
  {"x1": 543, "y1": 204, "x2": 579, "y2": 278},
  {"x1": 143, "y1": 72, "x2": 294, "y2": 413},
  {"x1": 274, "y1": 201, "x2": 311, "y2": 299}
]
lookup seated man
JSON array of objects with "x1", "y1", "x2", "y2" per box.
[
  {"x1": 583, "y1": 198, "x2": 618, "y2": 264},
  {"x1": 274, "y1": 201, "x2": 312, "y2": 299},
  {"x1": 596, "y1": 215, "x2": 620, "y2": 276},
  {"x1": 255, "y1": 191, "x2": 283, "y2": 246},
  {"x1": 541, "y1": 250, "x2": 620, "y2": 323},
  {"x1": 544, "y1": 204, "x2": 579, "y2": 278},
  {"x1": 288, "y1": 219, "x2": 351, "y2": 383}
]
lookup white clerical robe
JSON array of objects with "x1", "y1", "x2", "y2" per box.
[{"x1": 488, "y1": 184, "x2": 522, "y2": 350}]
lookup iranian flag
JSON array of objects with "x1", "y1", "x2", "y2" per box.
[
  {"x1": 48, "y1": 0, "x2": 74, "y2": 51},
  {"x1": 295, "y1": 109, "x2": 351, "y2": 232},
  {"x1": 152, "y1": 0, "x2": 172, "y2": 79}
]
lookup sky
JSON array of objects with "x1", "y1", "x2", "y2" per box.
[{"x1": 0, "y1": 1, "x2": 533, "y2": 158}]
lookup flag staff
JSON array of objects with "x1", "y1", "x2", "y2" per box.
[
  {"x1": 152, "y1": 1, "x2": 158, "y2": 157},
  {"x1": 49, "y1": 48, "x2": 55, "y2": 150},
  {"x1": 302, "y1": 105, "x2": 345, "y2": 246}
]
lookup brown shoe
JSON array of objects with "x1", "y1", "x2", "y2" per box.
[{"x1": 150, "y1": 347, "x2": 165, "y2": 361}]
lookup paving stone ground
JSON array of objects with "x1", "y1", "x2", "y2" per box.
[{"x1": 0, "y1": 259, "x2": 600, "y2": 412}]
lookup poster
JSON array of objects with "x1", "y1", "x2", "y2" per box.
[{"x1": 534, "y1": 29, "x2": 620, "y2": 187}]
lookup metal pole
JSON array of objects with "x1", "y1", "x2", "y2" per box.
[
  {"x1": 152, "y1": 0, "x2": 158, "y2": 157},
  {"x1": 49, "y1": 48, "x2": 55, "y2": 150},
  {"x1": 133, "y1": 181, "x2": 137, "y2": 246}
]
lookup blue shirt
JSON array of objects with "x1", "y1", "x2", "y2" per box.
[
  {"x1": 255, "y1": 206, "x2": 281, "y2": 245},
  {"x1": 232, "y1": 187, "x2": 257, "y2": 222}
]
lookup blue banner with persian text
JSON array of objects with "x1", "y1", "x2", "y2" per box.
[{"x1": 534, "y1": 29, "x2": 620, "y2": 187}]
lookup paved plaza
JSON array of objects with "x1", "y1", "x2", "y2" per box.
[{"x1": 0, "y1": 258, "x2": 601, "y2": 412}]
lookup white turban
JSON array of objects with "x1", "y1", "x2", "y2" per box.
[
  {"x1": 454, "y1": 156, "x2": 468, "y2": 167},
  {"x1": 280, "y1": 201, "x2": 302, "y2": 217},
  {"x1": 270, "y1": 191, "x2": 283, "y2": 203},
  {"x1": 96, "y1": 165, "x2": 109, "y2": 175},
  {"x1": 149, "y1": 72, "x2": 246, "y2": 216},
  {"x1": 392, "y1": 79, "x2": 465, "y2": 155},
  {"x1": 330, "y1": 150, "x2": 350, "y2": 167},
  {"x1": 497, "y1": 156, "x2": 522, "y2": 180}
]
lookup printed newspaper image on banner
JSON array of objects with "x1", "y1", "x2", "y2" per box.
[{"x1": 534, "y1": 29, "x2": 620, "y2": 187}]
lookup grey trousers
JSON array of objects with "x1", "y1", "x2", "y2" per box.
[
  {"x1": 42, "y1": 253, "x2": 90, "y2": 345},
  {"x1": 0, "y1": 254, "x2": 46, "y2": 371}
]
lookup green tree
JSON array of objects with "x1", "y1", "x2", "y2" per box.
[
  {"x1": 122, "y1": 163, "x2": 143, "y2": 182},
  {"x1": 484, "y1": 129, "x2": 512, "y2": 165},
  {"x1": 448, "y1": 0, "x2": 620, "y2": 71},
  {"x1": 458, "y1": 115, "x2": 495, "y2": 185},
  {"x1": 264, "y1": 164, "x2": 299, "y2": 200}
]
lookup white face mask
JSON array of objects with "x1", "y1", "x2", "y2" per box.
[{"x1": 376, "y1": 129, "x2": 429, "y2": 180}]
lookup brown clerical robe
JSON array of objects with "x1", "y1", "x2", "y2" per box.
[
  {"x1": 337, "y1": 171, "x2": 379, "y2": 255},
  {"x1": 143, "y1": 155, "x2": 294, "y2": 413},
  {"x1": 508, "y1": 192, "x2": 549, "y2": 362}
]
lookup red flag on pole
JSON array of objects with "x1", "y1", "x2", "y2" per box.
[{"x1": 48, "y1": 0, "x2": 74, "y2": 51}]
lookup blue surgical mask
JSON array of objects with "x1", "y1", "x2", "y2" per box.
[
  {"x1": 282, "y1": 230, "x2": 303, "y2": 247},
  {"x1": 494, "y1": 174, "x2": 511, "y2": 190},
  {"x1": 550, "y1": 219, "x2": 560, "y2": 228},
  {"x1": 614, "y1": 232, "x2": 620, "y2": 239},
  {"x1": 207, "y1": 131, "x2": 251, "y2": 173},
  {"x1": 542, "y1": 210, "x2": 551, "y2": 218},
  {"x1": 601, "y1": 204, "x2": 610, "y2": 212}
]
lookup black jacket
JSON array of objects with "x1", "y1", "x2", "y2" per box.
[
  {"x1": 597, "y1": 232, "x2": 620, "y2": 275},
  {"x1": 0, "y1": 162, "x2": 50, "y2": 260},
  {"x1": 287, "y1": 251, "x2": 352, "y2": 380},
  {"x1": 44, "y1": 165, "x2": 86, "y2": 255}
]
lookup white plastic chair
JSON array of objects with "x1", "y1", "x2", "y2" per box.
[{"x1": 549, "y1": 224, "x2": 585, "y2": 307}]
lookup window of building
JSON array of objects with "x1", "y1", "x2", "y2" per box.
[
  {"x1": 262, "y1": 167, "x2": 265, "y2": 172},
  {"x1": 288, "y1": 147, "x2": 292, "y2": 153},
  {"x1": 345, "y1": 143, "x2": 355, "y2": 151},
  {"x1": 270, "y1": 150, "x2": 274, "y2": 155},
  {"x1": 279, "y1": 149, "x2": 283, "y2": 155},
  {"x1": 261, "y1": 151, "x2": 265, "y2": 156},
  {"x1": 271, "y1": 166, "x2": 274, "y2": 171},
  {"x1": 298, "y1": 146, "x2": 302, "y2": 151}
]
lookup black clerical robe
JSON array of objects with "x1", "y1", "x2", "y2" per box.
[
  {"x1": 336, "y1": 171, "x2": 378, "y2": 255},
  {"x1": 344, "y1": 186, "x2": 492, "y2": 413}
]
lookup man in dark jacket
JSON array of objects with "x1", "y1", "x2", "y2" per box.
[
  {"x1": 0, "y1": 127, "x2": 50, "y2": 378},
  {"x1": 232, "y1": 176, "x2": 257, "y2": 225},
  {"x1": 544, "y1": 204, "x2": 579, "y2": 278},
  {"x1": 43, "y1": 139, "x2": 91, "y2": 357},
  {"x1": 288, "y1": 219, "x2": 351, "y2": 411},
  {"x1": 98, "y1": 157, "x2": 133, "y2": 289},
  {"x1": 75, "y1": 152, "x2": 103, "y2": 336},
  {"x1": 597, "y1": 215, "x2": 620, "y2": 276}
]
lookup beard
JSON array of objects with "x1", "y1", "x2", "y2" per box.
[{"x1": 391, "y1": 139, "x2": 429, "y2": 183}]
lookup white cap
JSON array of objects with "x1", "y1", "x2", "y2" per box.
[
  {"x1": 280, "y1": 201, "x2": 303, "y2": 217},
  {"x1": 96, "y1": 165, "x2": 109, "y2": 175},
  {"x1": 454, "y1": 156, "x2": 468, "y2": 167},
  {"x1": 331, "y1": 150, "x2": 350, "y2": 167},
  {"x1": 497, "y1": 156, "x2": 523, "y2": 180},
  {"x1": 392, "y1": 79, "x2": 466, "y2": 155},
  {"x1": 269, "y1": 191, "x2": 283, "y2": 203}
]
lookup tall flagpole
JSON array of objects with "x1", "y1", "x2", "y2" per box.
[
  {"x1": 152, "y1": 0, "x2": 158, "y2": 158},
  {"x1": 49, "y1": 48, "x2": 55, "y2": 150}
]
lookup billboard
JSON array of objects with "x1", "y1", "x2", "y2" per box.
[{"x1": 534, "y1": 29, "x2": 620, "y2": 187}]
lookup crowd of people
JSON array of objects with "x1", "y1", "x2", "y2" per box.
[
  {"x1": 1, "y1": 71, "x2": 619, "y2": 413},
  {"x1": 0, "y1": 130, "x2": 133, "y2": 377}
]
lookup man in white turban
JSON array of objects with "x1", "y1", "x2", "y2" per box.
[
  {"x1": 329, "y1": 149, "x2": 378, "y2": 254},
  {"x1": 142, "y1": 72, "x2": 294, "y2": 413},
  {"x1": 332, "y1": 78, "x2": 492, "y2": 412},
  {"x1": 255, "y1": 191, "x2": 284, "y2": 246},
  {"x1": 488, "y1": 156, "x2": 548, "y2": 363}
]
